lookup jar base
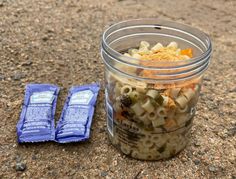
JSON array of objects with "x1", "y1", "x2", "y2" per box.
[{"x1": 108, "y1": 131, "x2": 189, "y2": 161}]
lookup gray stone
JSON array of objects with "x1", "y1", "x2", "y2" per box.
[
  {"x1": 12, "y1": 72, "x2": 25, "y2": 81},
  {"x1": 193, "y1": 159, "x2": 201, "y2": 165},
  {"x1": 227, "y1": 127, "x2": 236, "y2": 136},
  {"x1": 101, "y1": 171, "x2": 108, "y2": 177},
  {"x1": 32, "y1": 154, "x2": 37, "y2": 160},
  {"x1": 229, "y1": 87, "x2": 236, "y2": 93},
  {"x1": 0, "y1": 75, "x2": 4, "y2": 81},
  {"x1": 42, "y1": 36, "x2": 49, "y2": 41},
  {"x1": 15, "y1": 162, "x2": 26, "y2": 171},
  {"x1": 21, "y1": 61, "x2": 33, "y2": 66},
  {"x1": 194, "y1": 141, "x2": 201, "y2": 147},
  {"x1": 208, "y1": 165, "x2": 218, "y2": 172}
]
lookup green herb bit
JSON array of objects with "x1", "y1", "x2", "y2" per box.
[
  {"x1": 158, "y1": 143, "x2": 167, "y2": 153},
  {"x1": 156, "y1": 94, "x2": 164, "y2": 105}
]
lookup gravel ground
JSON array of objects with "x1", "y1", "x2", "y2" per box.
[{"x1": 0, "y1": 0, "x2": 235, "y2": 178}]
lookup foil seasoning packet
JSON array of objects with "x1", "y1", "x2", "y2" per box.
[
  {"x1": 55, "y1": 83, "x2": 100, "y2": 143},
  {"x1": 16, "y1": 84, "x2": 60, "y2": 143}
]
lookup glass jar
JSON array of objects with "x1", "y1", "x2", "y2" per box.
[{"x1": 101, "y1": 19, "x2": 212, "y2": 160}]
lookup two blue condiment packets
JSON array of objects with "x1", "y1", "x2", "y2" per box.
[{"x1": 16, "y1": 83, "x2": 100, "y2": 143}]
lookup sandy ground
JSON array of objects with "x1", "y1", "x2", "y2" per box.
[{"x1": 0, "y1": 0, "x2": 235, "y2": 178}]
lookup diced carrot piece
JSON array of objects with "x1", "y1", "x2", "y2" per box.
[
  {"x1": 115, "y1": 112, "x2": 126, "y2": 121},
  {"x1": 180, "y1": 48, "x2": 193, "y2": 58},
  {"x1": 141, "y1": 70, "x2": 154, "y2": 78},
  {"x1": 164, "y1": 119, "x2": 177, "y2": 130}
]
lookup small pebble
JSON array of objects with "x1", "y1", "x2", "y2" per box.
[
  {"x1": 101, "y1": 171, "x2": 108, "y2": 177},
  {"x1": 32, "y1": 154, "x2": 37, "y2": 160},
  {"x1": 193, "y1": 159, "x2": 201, "y2": 165},
  {"x1": 12, "y1": 144, "x2": 17, "y2": 148},
  {"x1": 21, "y1": 61, "x2": 33, "y2": 66},
  {"x1": 204, "y1": 77, "x2": 211, "y2": 81},
  {"x1": 194, "y1": 141, "x2": 201, "y2": 147},
  {"x1": 47, "y1": 29, "x2": 55, "y2": 33},
  {"x1": 229, "y1": 87, "x2": 236, "y2": 93},
  {"x1": 208, "y1": 165, "x2": 218, "y2": 172},
  {"x1": 42, "y1": 36, "x2": 49, "y2": 41},
  {"x1": 227, "y1": 127, "x2": 236, "y2": 136},
  {"x1": 99, "y1": 128, "x2": 105, "y2": 133},
  {"x1": 0, "y1": 75, "x2": 5, "y2": 81},
  {"x1": 15, "y1": 162, "x2": 26, "y2": 171},
  {"x1": 12, "y1": 72, "x2": 25, "y2": 81}
]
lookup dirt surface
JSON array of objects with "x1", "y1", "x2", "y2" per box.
[{"x1": 0, "y1": 0, "x2": 235, "y2": 178}]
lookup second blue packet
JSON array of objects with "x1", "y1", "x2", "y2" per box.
[{"x1": 55, "y1": 83, "x2": 100, "y2": 143}]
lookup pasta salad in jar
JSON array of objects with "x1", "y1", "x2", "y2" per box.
[{"x1": 101, "y1": 19, "x2": 212, "y2": 160}]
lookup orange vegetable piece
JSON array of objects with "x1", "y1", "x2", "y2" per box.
[
  {"x1": 180, "y1": 48, "x2": 193, "y2": 58},
  {"x1": 164, "y1": 119, "x2": 177, "y2": 130},
  {"x1": 115, "y1": 112, "x2": 126, "y2": 121}
]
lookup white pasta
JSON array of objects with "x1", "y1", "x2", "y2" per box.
[
  {"x1": 141, "y1": 98, "x2": 155, "y2": 113},
  {"x1": 124, "y1": 53, "x2": 131, "y2": 57},
  {"x1": 175, "y1": 95, "x2": 188, "y2": 109},
  {"x1": 135, "y1": 86, "x2": 146, "y2": 93},
  {"x1": 132, "y1": 53, "x2": 142, "y2": 59},
  {"x1": 140, "y1": 136, "x2": 154, "y2": 148},
  {"x1": 170, "y1": 88, "x2": 181, "y2": 99},
  {"x1": 167, "y1": 41, "x2": 178, "y2": 49},
  {"x1": 118, "y1": 78, "x2": 147, "y2": 91},
  {"x1": 146, "y1": 89, "x2": 159, "y2": 99},
  {"x1": 139, "y1": 153, "x2": 150, "y2": 160},
  {"x1": 131, "y1": 102, "x2": 145, "y2": 116},
  {"x1": 156, "y1": 107, "x2": 167, "y2": 117},
  {"x1": 130, "y1": 91, "x2": 140, "y2": 101},
  {"x1": 131, "y1": 150, "x2": 139, "y2": 158},
  {"x1": 139, "y1": 41, "x2": 150, "y2": 48},
  {"x1": 120, "y1": 143, "x2": 131, "y2": 155},
  {"x1": 176, "y1": 104, "x2": 188, "y2": 113},
  {"x1": 140, "y1": 115, "x2": 152, "y2": 126},
  {"x1": 131, "y1": 122, "x2": 142, "y2": 133},
  {"x1": 162, "y1": 95, "x2": 169, "y2": 106},
  {"x1": 138, "y1": 112, "x2": 148, "y2": 121},
  {"x1": 151, "y1": 117, "x2": 165, "y2": 128},
  {"x1": 148, "y1": 111, "x2": 158, "y2": 121},
  {"x1": 120, "y1": 85, "x2": 132, "y2": 95},
  {"x1": 152, "y1": 134, "x2": 166, "y2": 147},
  {"x1": 114, "y1": 82, "x2": 122, "y2": 96},
  {"x1": 128, "y1": 48, "x2": 139, "y2": 56},
  {"x1": 138, "y1": 46, "x2": 150, "y2": 54},
  {"x1": 153, "y1": 127, "x2": 163, "y2": 133},
  {"x1": 131, "y1": 150, "x2": 149, "y2": 160},
  {"x1": 151, "y1": 43, "x2": 163, "y2": 51},
  {"x1": 183, "y1": 89, "x2": 195, "y2": 101}
]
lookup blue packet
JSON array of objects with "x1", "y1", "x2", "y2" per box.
[
  {"x1": 55, "y1": 83, "x2": 100, "y2": 143},
  {"x1": 16, "y1": 84, "x2": 60, "y2": 143}
]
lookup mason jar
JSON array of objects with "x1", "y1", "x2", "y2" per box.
[{"x1": 101, "y1": 19, "x2": 212, "y2": 160}]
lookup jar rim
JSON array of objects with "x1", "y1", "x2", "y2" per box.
[{"x1": 102, "y1": 18, "x2": 212, "y2": 69}]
